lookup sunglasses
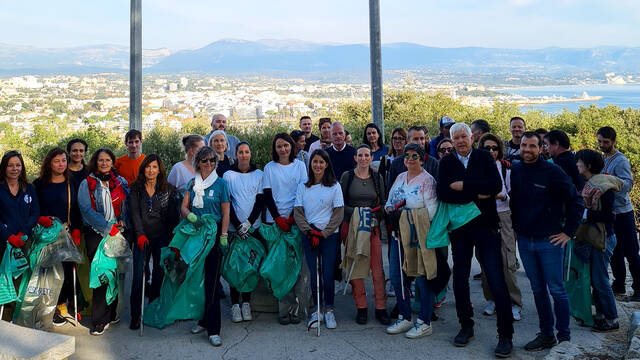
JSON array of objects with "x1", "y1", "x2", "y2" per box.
[
  {"x1": 404, "y1": 153, "x2": 420, "y2": 160},
  {"x1": 483, "y1": 146, "x2": 500, "y2": 152},
  {"x1": 200, "y1": 158, "x2": 217, "y2": 164},
  {"x1": 392, "y1": 136, "x2": 406, "y2": 141},
  {"x1": 438, "y1": 147, "x2": 453, "y2": 154}
]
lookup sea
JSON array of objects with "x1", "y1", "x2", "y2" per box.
[{"x1": 499, "y1": 84, "x2": 640, "y2": 114}]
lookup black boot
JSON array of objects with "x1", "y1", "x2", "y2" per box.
[
  {"x1": 494, "y1": 336, "x2": 513, "y2": 358},
  {"x1": 356, "y1": 308, "x2": 368, "y2": 325},
  {"x1": 375, "y1": 309, "x2": 391, "y2": 325}
]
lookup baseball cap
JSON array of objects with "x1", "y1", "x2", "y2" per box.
[{"x1": 439, "y1": 116, "x2": 455, "y2": 128}]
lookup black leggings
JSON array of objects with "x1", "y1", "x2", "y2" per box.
[{"x1": 85, "y1": 231, "x2": 118, "y2": 327}]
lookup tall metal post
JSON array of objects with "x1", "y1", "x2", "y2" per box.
[
  {"x1": 129, "y1": 0, "x2": 142, "y2": 130},
  {"x1": 369, "y1": 0, "x2": 384, "y2": 138}
]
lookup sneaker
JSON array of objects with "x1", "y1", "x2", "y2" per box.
[
  {"x1": 483, "y1": 301, "x2": 496, "y2": 316},
  {"x1": 592, "y1": 318, "x2": 620, "y2": 333},
  {"x1": 109, "y1": 316, "x2": 120, "y2": 326},
  {"x1": 325, "y1": 310, "x2": 337, "y2": 329},
  {"x1": 90, "y1": 323, "x2": 109, "y2": 336},
  {"x1": 190, "y1": 324, "x2": 206, "y2": 334},
  {"x1": 386, "y1": 316, "x2": 413, "y2": 334},
  {"x1": 524, "y1": 333, "x2": 557, "y2": 351},
  {"x1": 356, "y1": 308, "x2": 368, "y2": 325},
  {"x1": 454, "y1": 327, "x2": 474, "y2": 347},
  {"x1": 290, "y1": 312, "x2": 301, "y2": 324},
  {"x1": 209, "y1": 335, "x2": 222, "y2": 347},
  {"x1": 433, "y1": 295, "x2": 446, "y2": 308},
  {"x1": 241, "y1": 302, "x2": 252, "y2": 321},
  {"x1": 405, "y1": 319, "x2": 432, "y2": 339},
  {"x1": 52, "y1": 312, "x2": 67, "y2": 327},
  {"x1": 494, "y1": 336, "x2": 513, "y2": 358},
  {"x1": 279, "y1": 314, "x2": 291, "y2": 325},
  {"x1": 512, "y1": 305, "x2": 522, "y2": 321},
  {"x1": 307, "y1": 311, "x2": 324, "y2": 329},
  {"x1": 375, "y1": 309, "x2": 391, "y2": 325},
  {"x1": 230, "y1": 304, "x2": 242, "y2": 323}
]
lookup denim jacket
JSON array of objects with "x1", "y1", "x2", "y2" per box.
[{"x1": 78, "y1": 173, "x2": 129, "y2": 236}]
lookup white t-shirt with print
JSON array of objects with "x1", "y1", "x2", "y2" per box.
[
  {"x1": 223, "y1": 169, "x2": 264, "y2": 232},
  {"x1": 263, "y1": 159, "x2": 308, "y2": 223},
  {"x1": 295, "y1": 182, "x2": 344, "y2": 233}
]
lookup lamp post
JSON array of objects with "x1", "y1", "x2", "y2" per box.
[
  {"x1": 369, "y1": 0, "x2": 384, "y2": 138},
  {"x1": 130, "y1": 0, "x2": 142, "y2": 130}
]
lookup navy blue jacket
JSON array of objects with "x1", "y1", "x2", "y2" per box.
[
  {"x1": 510, "y1": 158, "x2": 583, "y2": 238},
  {"x1": 0, "y1": 182, "x2": 40, "y2": 255},
  {"x1": 327, "y1": 144, "x2": 357, "y2": 180},
  {"x1": 553, "y1": 151, "x2": 585, "y2": 192}
]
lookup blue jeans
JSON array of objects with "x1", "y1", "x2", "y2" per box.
[
  {"x1": 302, "y1": 233, "x2": 339, "y2": 308},
  {"x1": 518, "y1": 236, "x2": 570, "y2": 340},
  {"x1": 592, "y1": 235, "x2": 618, "y2": 320},
  {"x1": 389, "y1": 236, "x2": 412, "y2": 320},
  {"x1": 415, "y1": 277, "x2": 435, "y2": 324}
]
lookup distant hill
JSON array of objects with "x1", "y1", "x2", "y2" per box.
[{"x1": 2, "y1": 39, "x2": 640, "y2": 76}]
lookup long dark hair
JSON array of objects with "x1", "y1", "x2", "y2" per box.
[
  {"x1": 0, "y1": 151, "x2": 29, "y2": 191},
  {"x1": 479, "y1": 133, "x2": 505, "y2": 160},
  {"x1": 40, "y1": 147, "x2": 69, "y2": 184},
  {"x1": 305, "y1": 150, "x2": 337, "y2": 188},
  {"x1": 88, "y1": 148, "x2": 116, "y2": 175},
  {"x1": 363, "y1": 123, "x2": 384, "y2": 149},
  {"x1": 271, "y1": 133, "x2": 296, "y2": 164},
  {"x1": 132, "y1": 154, "x2": 168, "y2": 192},
  {"x1": 66, "y1": 138, "x2": 88, "y2": 166}
]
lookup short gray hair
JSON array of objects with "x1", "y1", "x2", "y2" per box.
[
  {"x1": 449, "y1": 123, "x2": 472, "y2": 138},
  {"x1": 331, "y1": 121, "x2": 344, "y2": 132},
  {"x1": 208, "y1": 130, "x2": 228, "y2": 151}
]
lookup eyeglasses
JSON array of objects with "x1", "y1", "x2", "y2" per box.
[
  {"x1": 438, "y1": 147, "x2": 453, "y2": 154},
  {"x1": 200, "y1": 158, "x2": 216, "y2": 164},
  {"x1": 392, "y1": 137, "x2": 406, "y2": 141},
  {"x1": 404, "y1": 153, "x2": 420, "y2": 160},
  {"x1": 483, "y1": 146, "x2": 500, "y2": 152}
]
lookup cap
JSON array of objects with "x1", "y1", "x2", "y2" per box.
[{"x1": 439, "y1": 116, "x2": 455, "y2": 128}]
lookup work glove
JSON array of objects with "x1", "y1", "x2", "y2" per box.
[
  {"x1": 169, "y1": 247, "x2": 181, "y2": 261},
  {"x1": 7, "y1": 233, "x2": 26, "y2": 248},
  {"x1": 394, "y1": 200, "x2": 406, "y2": 212},
  {"x1": 37, "y1": 216, "x2": 54, "y2": 228},
  {"x1": 187, "y1": 212, "x2": 198, "y2": 223},
  {"x1": 238, "y1": 221, "x2": 251, "y2": 236},
  {"x1": 71, "y1": 229, "x2": 82, "y2": 246},
  {"x1": 287, "y1": 215, "x2": 295, "y2": 225},
  {"x1": 137, "y1": 235, "x2": 149, "y2": 251},
  {"x1": 219, "y1": 233, "x2": 228, "y2": 247},
  {"x1": 109, "y1": 223, "x2": 120, "y2": 237},
  {"x1": 275, "y1": 216, "x2": 291, "y2": 232}
]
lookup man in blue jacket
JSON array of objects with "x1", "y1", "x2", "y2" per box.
[{"x1": 510, "y1": 132, "x2": 583, "y2": 351}]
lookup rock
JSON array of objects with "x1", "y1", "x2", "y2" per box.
[
  {"x1": 0, "y1": 321, "x2": 74, "y2": 359},
  {"x1": 544, "y1": 341, "x2": 584, "y2": 360},
  {"x1": 626, "y1": 336, "x2": 640, "y2": 360}
]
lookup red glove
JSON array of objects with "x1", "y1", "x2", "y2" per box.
[
  {"x1": 309, "y1": 229, "x2": 323, "y2": 248},
  {"x1": 394, "y1": 200, "x2": 406, "y2": 212},
  {"x1": 71, "y1": 229, "x2": 81, "y2": 246},
  {"x1": 170, "y1": 247, "x2": 181, "y2": 260},
  {"x1": 109, "y1": 224, "x2": 119, "y2": 237},
  {"x1": 275, "y1": 217, "x2": 291, "y2": 232},
  {"x1": 38, "y1": 216, "x2": 54, "y2": 228},
  {"x1": 371, "y1": 205, "x2": 381, "y2": 213},
  {"x1": 137, "y1": 235, "x2": 149, "y2": 251},
  {"x1": 7, "y1": 234, "x2": 25, "y2": 248},
  {"x1": 287, "y1": 215, "x2": 295, "y2": 225}
]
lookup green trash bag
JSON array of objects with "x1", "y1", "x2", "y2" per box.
[
  {"x1": 222, "y1": 233, "x2": 266, "y2": 293},
  {"x1": 426, "y1": 202, "x2": 481, "y2": 249},
  {"x1": 0, "y1": 244, "x2": 28, "y2": 305},
  {"x1": 563, "y1": 240, "x2": 594, "y2": 327},
  {"x1": 144, "y1": 215, "x2": 218, "y2": 329},
  {"x1": 258, "y1": 223, "x2": 302, "y2": 300},
  {"x1": 89, "y1": 235, "x2": 119, "y2": 305}
]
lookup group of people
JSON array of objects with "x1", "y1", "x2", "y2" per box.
[{"x1": 0, "y1": 112, "x2": 635, "y2": 358}]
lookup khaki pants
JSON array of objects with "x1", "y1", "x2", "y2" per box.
[{"x1": 481, "y1": 210, "x2": 522, "y2": 307}]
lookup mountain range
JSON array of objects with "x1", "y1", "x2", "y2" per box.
[{"x1": 1, "y1": 39, "x2": 639, "y2": 76}]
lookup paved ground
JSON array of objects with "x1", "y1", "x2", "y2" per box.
[{"x1": 48, "y1": 243, "x2": 635, "y2": 360}]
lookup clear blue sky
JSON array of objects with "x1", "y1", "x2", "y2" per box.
[{"x1": 2, "y1": 0, "x2": 639, "y2": 50}]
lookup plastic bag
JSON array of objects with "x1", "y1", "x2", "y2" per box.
[
  {"x1": 0, "y1": 244, "x2": 28, "y2": 305},
  {"x1": 563, "y1": 240, "x2": 594, "y2": 327},
  {"x1": 90, "y1": 236, "x2": 119, "y2": 305},
  {"x1": 426, "y1": 202, "x2": 481, "y2": 249},
  {"x1": 38, "y1": 220, "x2": 83, "y2": 268},
  {"x1": 103, "y1": 232, "x2": 132, "y2": 259},
  {"x1": 258, "y1": 223, "x2": 302, "y2": 299},
  {"x1": 13, "y1": 263, "x2": 64, "y2": 329},
  {"x1": 144, "y1": 215, "x2": 218, "y2": 329},
  {"x1": 222, "y1": 233, "x2": 266, "y2": 293}
]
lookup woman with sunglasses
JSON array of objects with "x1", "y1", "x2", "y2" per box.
[
  {"x1": 128, "y1": 154, "x2": 179, "y2": 331},
  {"x1": 478, "y1": 133, "x2": 522, "y2": 321},
  {"x1": 384, "y1": 143, "x2": 439, "y2": 339},
  {"x1": 184, "y1": 146, "x2": 230, "y2": 346},
  {"x1": 436, "y1": 138, "x2": 454, "y2": 158},
  {"x1": 77, "y1": 148, "x2": 128, "y2": 336},
  {"x1": 33, "y1": 147, "x2": 83, "y2": 326}
]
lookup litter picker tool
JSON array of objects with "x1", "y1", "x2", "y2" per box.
[
  {"x1": 72, "y1": 265, "x2": 79, "y2": 326},
  {"x1": 139, "y1": 244, "x2": 147, "y2": 337}
]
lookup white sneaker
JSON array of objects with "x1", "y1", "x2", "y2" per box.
[
  {"x1": 324, "y1": 310, "x2": 337, "y2": 329},
  {"x1": 512, "y1": 305, "x2": 522, "y2": 321},
  {"x1": 190, "y1": 324, "x2": 206, "y2": 334},
  {"x1": 241, "y1": 302, "x2": 252, "y2": 321},
  {"x1": 209, "y1": 335, "x2": 222, "y2": 347},
  {"x1": 307, "y1": 311, "x2": 324, "y2": 329},
  {"x1": 405, "y1": 319, "x2": 433, "y2": 339},
  {"x1": 386, "y1": 316, "x2": 413, "y2": 334},
  {"x1": 231, "y1": 304, "x2": 242, "y2": 323},
  {"x1": 483, "y1": 301, "x2": 496, "y2": 316}
]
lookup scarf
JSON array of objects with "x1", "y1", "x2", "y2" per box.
[
  {"x1": 192, "y1": 171, "x2": 218, "y2": 209},
  {"x1": 581, "y1": 173, "x2": 622, "y2": 209}
]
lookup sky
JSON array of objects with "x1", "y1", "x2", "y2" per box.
[{"x1": 2, "y1": 0, "x2": 639, "y2": 50}]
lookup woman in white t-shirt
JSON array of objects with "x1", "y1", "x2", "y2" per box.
[
  {"x1": 168, "y1": 134, "x2": 204, "y2": 190},
  {"x1": 294, "y1": 149, "x2": 344, "y2": 330},
  {"x1": 262, "y1": 133, "x2": 308, "y2": 325},
  {"x1": 222, "y1": 142, "x2": 264, "y2": 324}
]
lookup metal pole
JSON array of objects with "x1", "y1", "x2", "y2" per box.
[
  {"x1": 129, "y1": 0, "x2": 142, "y2": 131},
  {"x1": 368, "y1": 0, "x2": 384, "y2": 139}
]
